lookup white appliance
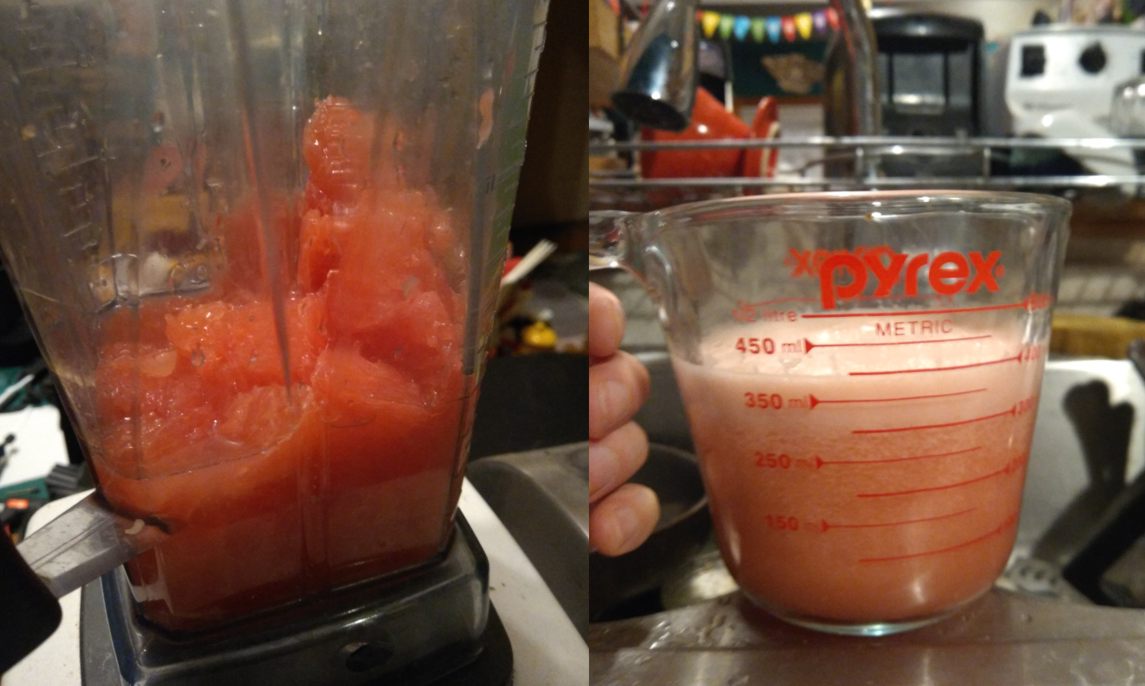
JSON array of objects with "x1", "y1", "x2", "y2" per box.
[{"x1": 1005, "y1": 24, "x2": 1144, "y2": 178}]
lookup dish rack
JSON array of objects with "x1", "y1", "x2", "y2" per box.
[
  {"x1": 590, "y1": 135, "x2": 1145, "y2": 207},
  {"x1": 589, "y1": 134, "x2": 1145, "y2": 321}
]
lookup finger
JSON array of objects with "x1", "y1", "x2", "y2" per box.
[
  {"x1": 589, "y1": 483, "x2": 660, "y2": 557},
  {"x1": 588, "y1": 351, "x2": 650, "y2": 440},
  {"x1": 588, "y1": 282, "x2": 625, "y2": 359},
  {"x1": 589, "y1": 421, "x2": 649, "y2": 504}
]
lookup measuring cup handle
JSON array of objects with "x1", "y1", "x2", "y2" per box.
[{"x1": 589, "y1": 210, "x2": 641, "y2": 273}]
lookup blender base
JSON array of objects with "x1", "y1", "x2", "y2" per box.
[{"x1": 79, "y1": 512, "x2": 511, "y2": 686}]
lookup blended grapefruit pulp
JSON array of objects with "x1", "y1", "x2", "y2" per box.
[
  {"x1": 87, "y1": 98, "x2": 472, "y2": 631},
  {"x1": 673, "y1": 321, "x2": 1046, "y2": 628}
]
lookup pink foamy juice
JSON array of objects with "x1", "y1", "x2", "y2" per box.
[{"x1": 673, "y1": 318, "x2": 1046, "y2": 627}]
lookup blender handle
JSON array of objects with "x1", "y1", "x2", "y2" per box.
[
  {"x1": 15, "y1": 491, "x2": 168, "y2": 598},
  {"x1": 0, "y1": 532, "x2": 60, "y2": 672},
  {"x1": 0, "y1": 492, "x2": 167, "y2": 667}
]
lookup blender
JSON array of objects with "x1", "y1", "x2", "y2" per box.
[{"x1": 0, "y1": 0, "x2": 547, "y2": 683}]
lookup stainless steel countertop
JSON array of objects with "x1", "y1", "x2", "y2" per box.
[{"x1": 590, "y1": 590, "x2": 1145, "y2": 685}]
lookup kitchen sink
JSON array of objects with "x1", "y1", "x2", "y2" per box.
[{"x1": 590, "y1": 350, "x2": 1145, "y2": 684}]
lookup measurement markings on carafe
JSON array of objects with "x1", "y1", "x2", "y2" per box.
[
  {"x1": 802, "y1": 294, "x2": 1053, "y2": 319},
  {"x1": 742, "y1": 387, "x2": 995, "y2": 413},
  {"x1": 748, "y1": 441, "x2": 1033, "y2": 563},
  {"x1": 856, "y1": 453, "x2": 1029, "y2": 499},
  {"x1": 807, "y1": 388, "x2": 987, "y2": 407},
  {"x1": 728, "y1": 303, "x2": 1044, "y2": 565},
  {"x1": 752, "y1": 508, "x2": 996, "y2": 538},
  {"x1": 857, "y1": 512, "x2": 1021, "y2": 564},
  {"x1": 806, "y1": 333, "x2": 992, "y2": 351},
  {"x1": 750, "y1": 505, "x2": 1025, "y2": 564},
  {"x1": 820, "y1": 508, "x2": 977, "y2": 531},
  {"x1": 850, "y1": 396, "x2": 1037, "y2": 435},
  {"x1": 752, "y1": 446, "x2": 984, "y2": 470},
  {"x1": 733, "y1": 293, "x2": 1053, "y2": 324}
]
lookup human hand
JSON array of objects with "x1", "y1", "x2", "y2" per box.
[{"x1": 588, "y1": 283, "x2": 659, "y2": 556}]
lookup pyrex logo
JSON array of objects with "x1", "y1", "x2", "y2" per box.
[{"x1": 786, "y1": 247, "x2": 1005, "y2": 309}]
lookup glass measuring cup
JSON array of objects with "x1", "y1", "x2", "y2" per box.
[
  {"x1": 592, "y1": 191, "x2": 1070, "y2": 636},
  {"x1": 0, "y1": 0, "x2": 546, "y2": 633}
]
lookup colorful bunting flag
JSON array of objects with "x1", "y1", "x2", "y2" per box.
[
  {"x1": 718, "y1": 14, "x2": 734, "y2": 40},
  {"x1": 781, "y1": 15, "x2": 796, "y2": 42},
  {"x1": 701, "y1": 11, "x2": 720, "y2": 38},
  {"x1": 751, "y1": 17, "x2": 766, "y2": 43},
  {"x1": 733, "y1": 15, "x2": 750, "y2": 41},
  {"x1": 794, "y1": 12, "x2": 813, "y2": 40},
  {"x1": 765, "y1": 16, "x2": 781, "y2": 43},
  {"x1": 826, "y1": 7, "x2": 840, "y2": 31},
  {"x1": 693, "y1": 9, "x2": 839, "y2": 44},
  {"x1": 813, "y1": 10, "x2": 828, "y2": 35}
]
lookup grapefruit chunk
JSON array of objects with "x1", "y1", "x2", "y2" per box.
[
  {"x1": 164, "y1": 294, "x2": 327, "y2": 393},
  {"x1": 218, "y1": 385, "x2": 308, "y2": 451},
  {"x1": 303, "y1": 96, "x2": 374, "y2": 213},
  {"x1": 310, "y1": 345, "x2": 427, "y2": 428}
]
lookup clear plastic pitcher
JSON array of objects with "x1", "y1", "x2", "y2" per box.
[
  {"x1": 592, "y1": 191, "x2": 1070, "y2": 635},
  {"x1": 0, "y1": 0, "x2": 546, "y2": 632}
]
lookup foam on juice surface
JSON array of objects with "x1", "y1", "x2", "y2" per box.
[{"x1": 673, "y1": 320, "x2": 1045, "y2": 624}]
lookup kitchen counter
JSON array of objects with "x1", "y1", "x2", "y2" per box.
[{"x1": 590, "y1": 589, "x2": 1145, "y2": 685}]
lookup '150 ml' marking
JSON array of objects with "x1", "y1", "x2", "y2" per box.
[{"x1": 753, "y1": 446, "x2": 982, "y2": 470}]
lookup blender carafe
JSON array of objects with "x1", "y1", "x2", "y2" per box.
[{"x1": 0, "y1": 0, "x2": 546, "y2": 678}]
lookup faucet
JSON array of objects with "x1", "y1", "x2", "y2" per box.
[
  {"x1": 829, "y1": 0, "x2": 881, "y2": 136},
  {"x1": 610, "y1": 0, "x2": 698, "y2": 131},
  {"x1": 824, "y1": 0, "x2": 882, "y2": 179},
  {"x1": 612, "y1": 0, "x2": 880, "y2": 176}
]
